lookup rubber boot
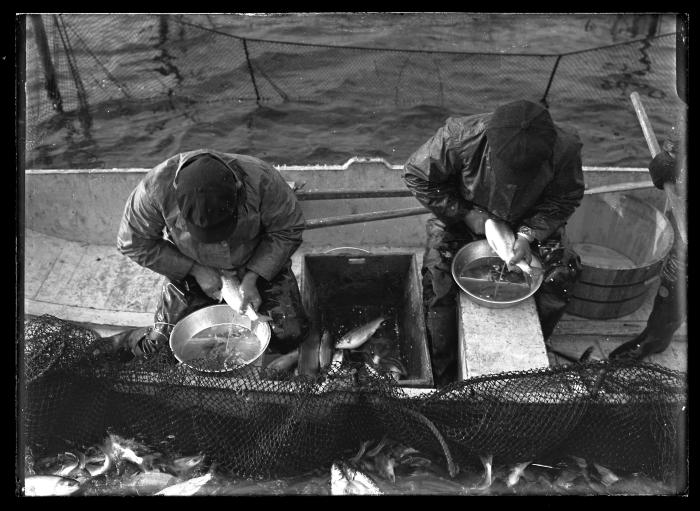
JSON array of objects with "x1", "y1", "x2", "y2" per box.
[{"x1": 425, "y1": 306, "x2": 458, "y2": 386}]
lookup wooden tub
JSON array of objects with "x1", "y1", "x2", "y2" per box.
[{"x1": 565, "y1": 193, "x2": 675, "y2": 319}]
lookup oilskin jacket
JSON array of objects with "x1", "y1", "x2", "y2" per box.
[
  {"x1": 117, "y1": 149, "x2": 305, "y2": 282},
  {"x1": 404, "y1": 113, "x2": 585, "y2": 242}
]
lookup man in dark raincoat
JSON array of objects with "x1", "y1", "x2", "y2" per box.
[
  {"x1": 103, "y1": 149, "x2": 309, "y2": 358},
  {"x1": 403, "y1": 99, "x2": 585, "y2": 384}
]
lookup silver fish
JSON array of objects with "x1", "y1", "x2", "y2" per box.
[
  {"x1": 53, "y1": 452, "x2": 80, "y2": 477},
  {"x1": 400, "y1": 455, "x2": 432, "y2": 468},
  {"x1": 154, "y1": 472, "x2": 213, "y2": 496},
  {"x1": 335, "y1": 317, "x2": 385, "y2": 350},
  {"x1": 220, "y1": 274, "x2": 271, "y2": 324},
  {"x1": 169, "y1": 454, "x2": 205, "y2": 476},
  {"x1": 484, "y1": 218, "x2": 537, "y2": 277},
  {"x1": 592, "y1": 462, "x2": 620, "y2": 487},
  {"x1": 349, "y1": 440, "x2": 373, "y2": 465},
  {"x1": 330, "y1": 462, "x2": 382, "y2": 495},
  {"x1": 318, "y1": 330, "x2": 333, "y2": 369},
  {"x1": 506, "y1": 460, "x2": 533, "y2": 487},
  {"x1": 125, "y1": 471, "x2": 179, "y2": 494},
  {"x1": 107, "y1": 436, "x2": 144, "y2": 467},
  {"x1": 472, "y1": 454, "x2": 493, "y2": 491},
  {"x1": 374, "y1": 452, "x2": 397, "y2": 483},
  {"x1": 24, "y1": 475, "x2": 81, "y2": 496},
  {"x1": 85, "y1": 447, "x2": 113, "y2": 477},
  {"x1": 267, "y1": 348, "x2": 300, "y2": 372},
  {"x1": 366, "y1": 436, "x2": 389, "y2": 458},
  {"x1": 554, "y1": 468, "x2": 579, "y2": 489}
]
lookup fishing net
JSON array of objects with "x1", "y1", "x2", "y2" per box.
[
  {"x1": 21, "y1": 315, "x2": 687, "y2": 483},
  {"x1": 22, "y1": 14, "x2": 685, "y2": 168}
]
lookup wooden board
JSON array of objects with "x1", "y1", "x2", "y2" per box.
[{"x1": 456, "y1": 292, "x2": 548, "y2": 379}]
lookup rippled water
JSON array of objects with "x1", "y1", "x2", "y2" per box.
[{"x1": 24, "y1": 13, "x2": 682, "y2": 169}]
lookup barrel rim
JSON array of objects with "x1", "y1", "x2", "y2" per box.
[{"x1": 568, "y1": 193, "x2": 675, "y2": 270}]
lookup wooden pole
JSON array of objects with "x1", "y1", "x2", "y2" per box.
[
  {"x1": 29, "y1": 14, "x2": 63, "y2": 113},
  {"x1": 302, "y1": 181, "x2": 656, "y2": 230},
  {"x1": 630, "y1": 91, "x2": 687, "y2": 244}
]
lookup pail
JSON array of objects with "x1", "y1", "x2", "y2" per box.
[{"x1": 565, "y1": 194, "x2": 674, "y2": 319}]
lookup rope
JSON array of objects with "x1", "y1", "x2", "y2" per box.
[{"x1": 174, "y1": 17, "x2": 676, "y2": 58}]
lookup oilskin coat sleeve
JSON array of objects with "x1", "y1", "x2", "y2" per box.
[
  {"x1": 244, "y1": 165, "x2": 305, "y2": 282},
  {"x1": 403, "y1": 121, "x2": 473, "y2": 225},
  {"x1": 519, "y1": 137, "x2": 585, "y2": 242},
  {"x1": 117, "y1": 179, "x2": 196, "y2": 282}
]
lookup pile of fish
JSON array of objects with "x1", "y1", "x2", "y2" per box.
[
  {"x1": 23, "y1": 434, "x2": 211, "y2": 496},
  {"x1": 23, "y1": 433, "x2": 672, "y2": 495},
  {"x1": 328, "y1": 436, "x2": 672, "y2": 496},
  {"x1": 265, "y1": 316, "x2": 408, "y2": 382}
]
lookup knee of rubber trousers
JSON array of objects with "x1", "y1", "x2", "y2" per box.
[
  {"x1": 425, "y1": 306, "x2": 458, "y2": 385},
  {"x1": 269, "y1": 315, "x2": 310, "y2": 354},
  {"x1": 422, "y1": 218, "x2": 468, "y2": 307},
  {"x1": 646, "y1": 285, "x2": 686, "y2": 337},
  {"x1": 425, "y1": 306, "x2": 458, "y2": 358},
  {"x1": 535, "y1": 290, "x2": 568, "y2": 340},
  {"x1": 540, "y1": 246, "x2": 582, "y2": 300}
]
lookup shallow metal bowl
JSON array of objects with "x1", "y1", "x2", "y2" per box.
[
  {"x1": 451, "y1": 239, "x2": 544, "y2": 309},
  {"x1": 169, "y1": 304, "x2": 271, "y2": 373}
]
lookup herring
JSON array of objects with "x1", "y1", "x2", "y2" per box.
[
  {"x1": 330, "y1": 461, "x2": 382, "y2": 495},
  {"x1": 154, "y1": 472, "x2": 213, "y2": 496},
  {"x1": 374, "y1": 452, "x2": 397, "y2": 483},
  {"x1": 318, "y1": 330, "x2": 333, "y2": 369},
  {"x1": 506, "y1": 460, "x2": 532, "y2": 487},
  {"x1": 592, "y1": 462, "x2": 620, "y2": 487},
  {"x1": 484, "y1": 218, "x2": 536, "y2": 277},
  {"x1": 266, "y1": 348, "x2": 300, "y2": 372},
  {"x1": 335, "y1": 317, "x2": 385, "y2": 350},
  {"x1": 220, "y1": 273, "x2": 271, "y2": 323},
  {"x1": 24, "y1": 475, "x2": 81, "y2": 496},
  {"x1": 472, "y1": 454, "x2": 493, "y2": 491}
]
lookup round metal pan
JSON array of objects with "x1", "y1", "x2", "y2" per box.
[
  {"x1": 169, "y1": 304, "x2": 271, "y2": 373},
  {"x1": 451, "y1": 239, "x2": 544, "y2": 309}
]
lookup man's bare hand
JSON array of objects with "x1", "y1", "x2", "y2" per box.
[
  {"x1": 190, "y1": 263, "x2": 223, "y2": 300},
  {"x1": 509, "y1": 236, "x2": 533, "y2": 267},
  {"x1": 239, "y1": 271, "x2": 262, "y2": 312}
]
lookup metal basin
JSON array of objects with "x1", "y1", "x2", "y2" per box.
[
  {"x1": 169, "y1": 304, "x2": 271, "y2": 373},
  {"x1": 451, "y1": 239, "x2": 544, "y2": 309}
]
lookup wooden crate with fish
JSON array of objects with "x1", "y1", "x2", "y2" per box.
[{"x1": 299, "y1": 253, "x2": 433, "y2": 388}]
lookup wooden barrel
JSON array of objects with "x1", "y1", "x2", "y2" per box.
[{"x1": 565, "y1": 193, "x2": 674, "y2": 319}]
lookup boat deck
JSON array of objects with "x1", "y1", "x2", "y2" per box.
[{"x1": 24, "y1": 228, "x2": 687, "y2": 374}]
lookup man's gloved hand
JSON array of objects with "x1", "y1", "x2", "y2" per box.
[
  {"x1": 239, "y1": 271, "x2": 262, "y2": 312},
  {"x1": 509, "y1": 235, "x2": 533, "y2": 269},
  {"x1": 189, "y1": 262, "x2": 223, "y2": 300},
  {"x1": 649, "y1": 151, "x2": 677, "y2": 190},
  {"x1": 464, "y1": 207, "x2": 490, "y2": 235}
]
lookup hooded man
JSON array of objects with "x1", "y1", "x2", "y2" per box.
[
  {"x1": 403, "y1": 99, "x2": 585, "y2": 384},
  {"x1": 104, "y1": 149, "x2": 309, "y2": 358}
]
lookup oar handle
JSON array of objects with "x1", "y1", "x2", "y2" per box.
[
  {"x1": 630, "y1": 92, "x2": 687, "y2": 244},
  {"x1": 630, "y1": 91, "x2": 661, "y2": 157}
]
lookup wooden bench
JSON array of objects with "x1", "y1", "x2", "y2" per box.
[{"x1": 457, "y1": 292, "x2": 549, "y2": 379}]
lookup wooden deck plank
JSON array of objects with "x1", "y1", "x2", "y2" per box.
[
  {"x1": 24, "y1": 230, "x2": 66, "y2": 299},
  {"x1": 101, "y1": 251, "x2": 165, "y2": 313},
  {"x1": 550, "y1": 333, "x2": 687, "y2": 373},
  {"x1": 33, "y1": 238, "x2": 90, "y2": 304}
]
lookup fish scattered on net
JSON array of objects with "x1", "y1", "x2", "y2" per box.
[{"x1": 20, "y1": 315, "x2": 687, "y2": 494}]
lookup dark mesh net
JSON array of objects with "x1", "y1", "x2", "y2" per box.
[{"x1": 21, "y1": 315, "x2": 686, "y2": 482}]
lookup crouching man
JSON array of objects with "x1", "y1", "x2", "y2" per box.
[
  {"x1": 103, "y1": 149, "x2": 309, "y2": 358},
  {"x1": 404, "y1": 100, "x2": 585, "y2": 384}
]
